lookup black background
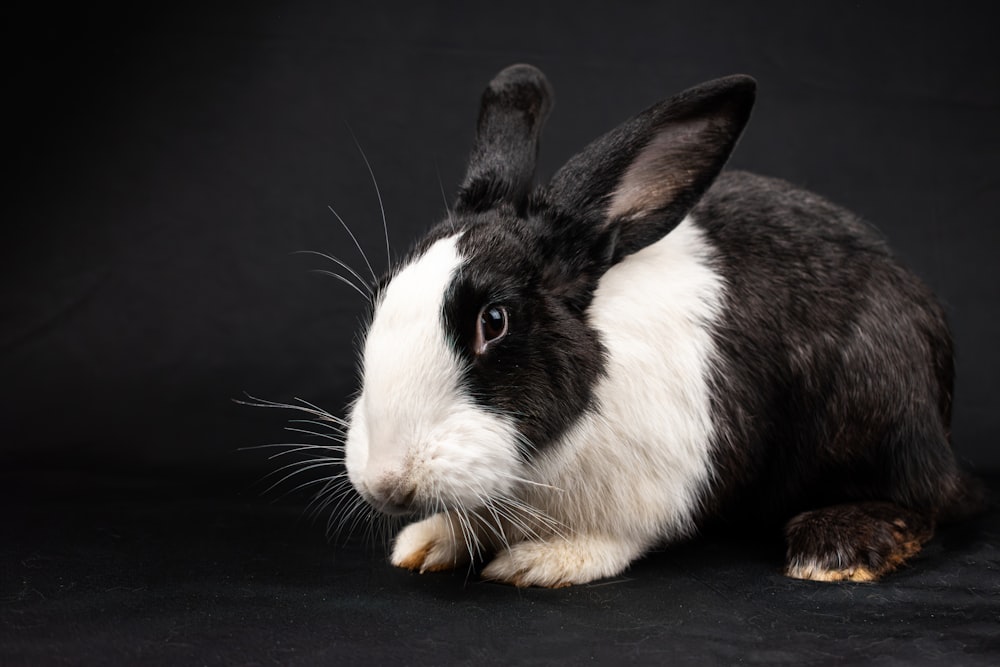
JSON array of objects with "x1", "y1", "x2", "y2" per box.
[
  {"x1": 3, "y1": 3, "x2": 1000, "y2": 664},
  {"x1": 3, "y1": 1, "x2": 998, "y2": 474}
]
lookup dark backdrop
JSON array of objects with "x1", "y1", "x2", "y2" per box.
[{"x1": 4, "y1": 1, "x2": 998, "y2": 479}]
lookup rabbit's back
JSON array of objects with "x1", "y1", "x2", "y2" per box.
[{"x1": 690, "y1": 171, "x2": 957, "y2": 523}]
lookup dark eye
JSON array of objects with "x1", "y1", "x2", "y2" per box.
[{"x1": 475, "y1": 304, "x2": 508, "y2": 354}]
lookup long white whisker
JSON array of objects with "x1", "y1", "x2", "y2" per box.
[
  {"x1": 285, "y1": 471, "x2": 349, "y2": 497},
  {"x1": 329, "y1": 495, "x2": 361, "y2": 541},
  {"x1": 238, "y1": 395, "x2": 350, "y2": 432},
  {"x1": 238, "y1": 442, "x2": 342, "y2": 454},
  {"x1": 293, "y1": 250, "x2": 373, "y2": 294},
  {"x1": 327, "y1": 204, "x2": 377, "y2": 282},
  {"x1": 244, "y1": 443, "x2": 344, "y2": 460},
  {"x1": 509, "y1": 499, "x2": 571, "y2": 541},
  {"x1": 470, "y1": 503, "x2": 510, "y2": 556},
  {"x1": 486, "y1": 494, "x2": 540, "y2": 544},
  {"x1": 349, "y1": 507, "x2": 376, "y2": 543},
  {"x1": 311, "y1": 269, "x2": 370, "y2": 299},
  {"x1": 449, "y1": 509, "x2": 467, "y2": 563},
  {"x1": 236, "y1": 394, "x2": 333, "y2": 421},
  {"x1": 288, "y1": 418, "x2": 346, "y2": 434},
  {"x1": 436, "y1": 165, "x2": 457, "y2": 235},
  {"x1": 323, "y1": 486, "x2": 364, "y2": 537},
  {"x1": 495, "y1": 472, "x2": 564, "y2": 493},
  {"x1": 251, "y1": 449, "x2": 342, "y2": 475},
  {"x1": 291, "y1": 397, "x2": 348, "y2": 425},
  {"x1": 459, "y1": 507, "x2": 480, "y2": 562},
  {"x1": 283, "y1": 426, "x2": 346, "y2": 444},
  {"x1": 307, "y1": 477, "x2": 350, "y2": 518},
  {"x1": 261, "y1": 459, "x2": 343, "y2": 495},
  {"x1": 349, "y1": 131, "x2": 391, "y2": 269}
]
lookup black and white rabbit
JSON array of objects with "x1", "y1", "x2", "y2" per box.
[{"x1": 343, "y1": 64, "x2": 982, "y2": 587}]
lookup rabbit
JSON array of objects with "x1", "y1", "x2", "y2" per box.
[{"x1": 342, "y1": 63, "x2": 984, "y2": 587}]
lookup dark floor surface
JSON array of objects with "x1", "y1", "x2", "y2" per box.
[{"x1": 2, "y1": 470, "x2": 998, "y2": 666}]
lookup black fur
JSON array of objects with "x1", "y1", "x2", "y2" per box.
[
  {"x1": 784, "y1": 502, "x2": 935, "y2": 580},
  {"x1": 457, "y1": 64, "x2": 553, "y2": 215},
  {"x1": 548, "y1": 75, "x2": 755, "y2": 262},
  {"x1": 691, "y1": 171, "x2": 968, "y2": 526},
  {"x1": 385, "y1": 64, "x2": 981, "y2": 579},
  {"x1": 428, "y1": 67, "x2": 757, "y2": 455},
  {"x1": 439, "y1": 210, "x2": 608, "y2": 454}
]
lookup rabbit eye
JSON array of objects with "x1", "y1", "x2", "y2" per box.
[{"x1": 475, "y1": 305, "x2": 508, "y2": 354}]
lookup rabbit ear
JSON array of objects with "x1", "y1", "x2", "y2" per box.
[
  {"x1": 456, "y1": 64, "x2": 554, "y2": 215},
  {"x1": 548, "y1": 75, "x2": 756, "y2": 263}
]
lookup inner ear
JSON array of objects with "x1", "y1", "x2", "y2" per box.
[
  {"x1": 604, "y1": 110, "x2": 746, "y2": 260},
  {"x1": 607, "y1": 115, "x2": 733, "y2": 221},
  {"x1": 548, "y1": 74, "x2": 756, "y2": 263}
]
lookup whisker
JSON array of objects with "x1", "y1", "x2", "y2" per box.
[
  {"x1": 307, "y1": 477, "x2": 351, "y2": 518},
  {"x1": 291, "y1": 397, "x2": 348, "y2": 425},
  {"x1": 348, "y1": 129, "x2": 391, "y2": 270},
  {"x1": 436, "y1": 164, "x2": 457, "y2": 235},
  {"x1": 496, "y1": 472, "x2": 564, "y2": 493},
  {"x1": 293, "y1": 250, "x2": 373, "y2": 295},
  {"x1": 323, "y1": 487, "x2": 364, "y2": 538},
  {"x1": 327, "y1": 204, "x2": 377, "y2": 282},
  {"x1": 238, "y1": 442, "x2": 340, "y2": 453},
  {"x1": 240, "y1": 443, "x2": 343, "y2": 459},
  {"x1": 328, "y1": 496, "x2": 358, "y2": 542},
  {"x1": 261, "y1": 459, "x2": 344, "y2": 495},
  {"x1": 284, "y1": 471, "x2": 349, "y2": 497},
  {"x1": 241, "y1": 442, "x2": 344, "y2": 468},
  {"x1": 316, "y1": 486, "x2": 353, "y2": 522},
  {"x1": 332, "y1": 495, "x2": 362, "y2": 536},
  {"x1": 237, "y1": 392, "x2": 382, "y2": 548},
  {"x1": 506, "y1": 498, "x2": 572, "y2": 542},
  {"x1": 237, "y1": 394, "x2": 349, "y2": 430},
  {"x1": 470, "y1": 503, "x2": 510, "y2": 556},
  {"x1": 454, "y1": 505, "x2": 479, "y2": 563},
  {"x1": 236, "y1": 394, "x2": 329, "y2": 419},
  {"x1": 349, "y1": 507, "x2": 376, "y2": 544},
  {"x1": 287, "y1": 418, "x2": 346, "y2": 435},
  {"x1": 311, "y1": 269, "x2": 371, "y2": 299},
  {"x1": 284, "y1": 426, "x2": 346, "y2": 444}
]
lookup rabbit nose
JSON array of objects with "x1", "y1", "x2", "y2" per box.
[{"x1": 370, "y1": 474, "x2": 417, "y2": 515}]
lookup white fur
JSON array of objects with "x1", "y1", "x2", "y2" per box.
[
  {"x1": 546, "y1": 216, "x2": 721, "y2": 526},
  {"x1": 391, "y1": 513, "x2": 471, "y2": 572},
  {"x1": 350, "y1": 219, "x2": 726, "y2": 586},
  {"x1": 507, "y1": 216, "x2": 726, "y2": 585},
  {"x1": 345, "y1": 235, "x2": 522, "y2": 514}
]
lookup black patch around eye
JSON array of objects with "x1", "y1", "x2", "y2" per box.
[
  {"x1": 432, "y1": 213, "x2": 610, "y2": 458},
  {"x1": 440, "y1": 261, "x2": 608, "y2": 458},
  {"x1": 441, "y1": 273, "x2": 488, "y2": 361}
]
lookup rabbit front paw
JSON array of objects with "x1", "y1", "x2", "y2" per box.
[
  {"x1": 391, "y1": 513, "x2": 473, "y2": 573},
  {"x1": 481, "y1": 535, "x2": 640, "y2": 588}
]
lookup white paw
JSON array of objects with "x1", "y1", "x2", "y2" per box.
[
  {"x1": 481, "y1": 536, "x2": 637, "y2": 588},
  {"x1": 390, "y1": 513, "x2": 472, "y2": 573}
]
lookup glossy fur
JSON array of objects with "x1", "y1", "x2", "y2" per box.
[
  {"x1": 343, "y1": 64, "x2": 981, "y2": 587},
  {"x1": 693, "y1": 171, "x2": 963, "y2": 524}
]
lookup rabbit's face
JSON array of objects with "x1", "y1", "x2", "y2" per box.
[
  {"x1": 345, "y1": 232, "x2": 522, "y2": 516},
  {"x1": 345, "y1": 209, "x2": 607, "y2": 516}
]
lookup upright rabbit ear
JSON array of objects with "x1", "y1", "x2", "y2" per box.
[
  {"x1": 548, "y1": 75, "x2": 756, "y2": 263},
  {"x1": 456, "y1": 64, "x2": 554, "y2": 215}
]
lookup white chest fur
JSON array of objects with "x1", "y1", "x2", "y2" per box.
[{"x1": 527, "y1": 217, "x2": 725, "y2": 545}]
